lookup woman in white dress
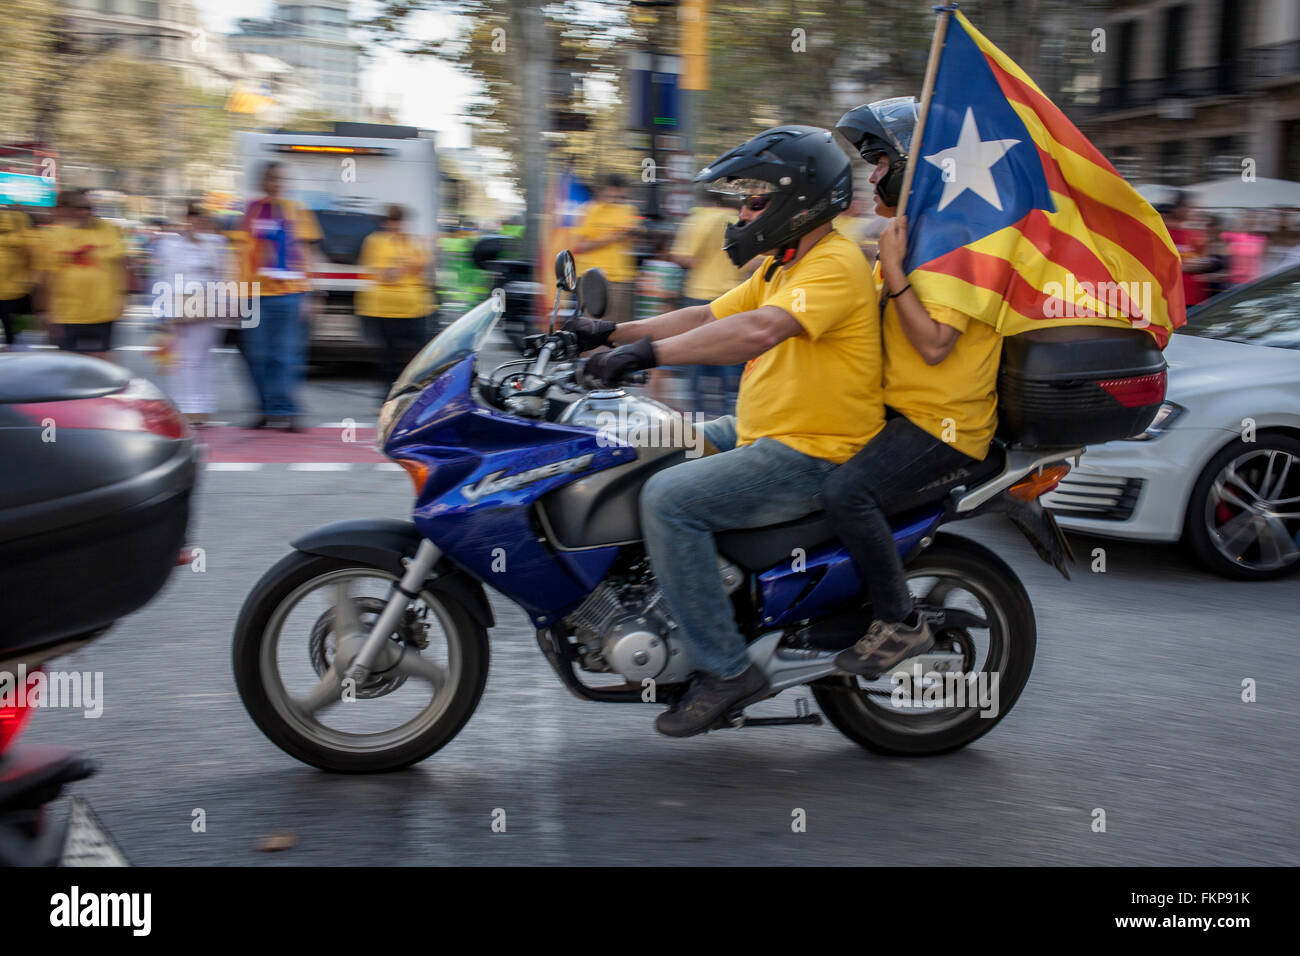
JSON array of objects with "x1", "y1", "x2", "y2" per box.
[{"x1": 155, "y1": 202, "x2": 234, "y2": 425}]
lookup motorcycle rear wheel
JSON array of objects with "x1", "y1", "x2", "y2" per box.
[
  {"x1": 233, "y1": 552, "x2": 489, "y2": 773},
  {"x1": 812, "y1": 533, "x2": 1036, "y2": 756}
]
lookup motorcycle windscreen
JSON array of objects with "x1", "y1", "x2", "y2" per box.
[{"x1": 388, "y1": 298, "x2": 501, "y2": 399}]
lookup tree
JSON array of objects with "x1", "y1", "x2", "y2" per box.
[{"x1": 0, "y1": 0, "x2": 57, "y2": 141}]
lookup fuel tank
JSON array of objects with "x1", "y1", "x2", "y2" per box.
[{"x1": 537, "y1": 390, "x2": 707, "y2": 549}]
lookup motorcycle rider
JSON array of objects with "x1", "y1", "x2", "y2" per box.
[
  {"x1": 824, "y1": 96, "x2": 1003, "y2": 678},
  {"x1": 567, "y1": 126, "x2": 883, "y2": 737}
]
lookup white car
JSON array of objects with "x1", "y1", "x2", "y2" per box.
[{"x1": 1043, "y1": 266, "x2": 1300, "y2": 579}]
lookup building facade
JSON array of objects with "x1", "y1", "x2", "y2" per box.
[
  {"x1": 227, "y1": 1, "x2": 364, "y2": 121},
  {"x1": 1078, "y1": 0, "x2": 1300, "y2": 184}
]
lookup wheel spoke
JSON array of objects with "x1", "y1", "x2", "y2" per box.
[
  {"x1": 394, "y1": 650, "x2": 447, "y2": 693},
  {"x1": 918, "y1": 577, "x2": 956, "y2": 606},
  {"x1": 1213, "y1": 511, "x2": 1260, "y2": 561},
  {"x1": 1224, "y1": 461, "x2": 1265, "y2": 504},
  {"x1": 1212, "y1": 473, "x2": 1255, "y2": 512},
  {"x1": 332, "y1": 580, "x2": 363, "y2": 640},
  {"x1": 1256, "y1": 515, "x2": 1299, "y2": 568},
  {"x1": 1266, "y1": 454, "x2": 1294, "y2": 500},
  {"x1": 293, "y1": 666, "x2": 344, "y2": 717}
]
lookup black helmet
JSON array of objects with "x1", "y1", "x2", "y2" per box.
[
  {"x1": 836, "y1": 96, "x2": 919, "y2": 208},
  {"x1": 693, "y1": 125, "x2": 852, "y2": 269}
]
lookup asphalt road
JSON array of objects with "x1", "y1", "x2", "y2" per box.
[{"x1": 17, "y1": 315, "x2": 1300, "y2": 866}]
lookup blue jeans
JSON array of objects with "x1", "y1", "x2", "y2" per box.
[
  {"x1": 242, "y1": 293, "x2": 306, "y2": 416},
  {"x1": 640, "y1": 416, "x2": 838, "y2": 679},
  {"x1": 681, "y1": 298, "x2": 743, "y2": 417}
]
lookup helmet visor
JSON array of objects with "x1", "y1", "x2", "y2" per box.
[
  {"x1": 705, "y1": 177, "x2": 780, "y2": 196},
  {"x1": 867, "y1": 96, "x2": 919, "y2": 159}
]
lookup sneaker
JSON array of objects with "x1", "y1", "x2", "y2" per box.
[
  {"x1": 835, "y1": 614, "x2": 934, "y2": 679},
  {"x1": 246, "y1": 415, "x2": 270, "y2": 430},
  {"x1": 654, "y1": 665, "x2": 769, "y2": 738}
]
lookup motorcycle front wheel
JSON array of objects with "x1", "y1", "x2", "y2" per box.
[
  {"x1": 233, "y1": 552, "x2": 489, "y2": 773},
  {"x1": 812, "y1": 533, "x2": 1036, "y2": 756}
]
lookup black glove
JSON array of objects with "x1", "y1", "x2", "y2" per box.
[
  {"x1": 582, "y1": 336, "x2": 658, "y2": 388},
  {"x1": 561, "y1": 313, "x2": 617, "y2": 352}
]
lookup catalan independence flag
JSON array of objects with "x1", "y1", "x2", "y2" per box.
[{"x1": 903, "y1": 11, "x2": 1185, "y2": 347}]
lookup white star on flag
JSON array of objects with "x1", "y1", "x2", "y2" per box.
[{"x1": 923, "y1": 107, "x2": 1020, "y2": 211}]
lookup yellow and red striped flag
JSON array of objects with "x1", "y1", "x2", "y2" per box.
[{"x1": 903, "y1": 11, "x2": 1185, "y2": 347}]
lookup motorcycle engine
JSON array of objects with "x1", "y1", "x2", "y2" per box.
[{"x1": 563, "y1": 574, "x2": 695, "y2": 685}]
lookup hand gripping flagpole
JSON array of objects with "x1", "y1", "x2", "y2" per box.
[{"x1": 883, "y1": 3, "x2": 956, "y2": 300}]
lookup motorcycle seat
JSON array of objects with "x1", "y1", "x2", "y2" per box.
[{"x1": 713, "y1": 445, "x2": 1007, "y2": 571}]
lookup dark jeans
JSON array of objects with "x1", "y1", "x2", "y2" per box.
[
  {"x1": 822, "y1": 413, "x2": 977, "y2": 623},
  {"x1": 365, "y1": 314, "x2": 430, "y2": 391},
  {"x1": 0, "y1": 294, "x2": 32, "y2": 346}
]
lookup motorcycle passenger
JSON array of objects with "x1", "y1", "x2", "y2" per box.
[
  {"x1": 825, "y1": 97, "x2": 1003, "y2": 678},
  {"x1": 568, "y1": 126, "x2": 882, "y2": 737}
]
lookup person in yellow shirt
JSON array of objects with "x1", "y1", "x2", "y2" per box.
[
  {"x1": 825, "y1": 97, "x2": 1004, "y2": 679},
  {"x1": 237, "y1": 161, "x2": 323, "y2": 431},
  {"x1": 358, "y1": 204, "x2": 434, "y2": 392},
  {"x1": 571, "y1": 173, "x2": 640, "y2": 323},
  {"x1": 33, "y1": 190, "x2": 126, "y2": 361},
  {"x1": 568, "y1": 126, "x2": 870, "y2": 737},
  {"x1": 669, "y1": 193, "x2": 752, "y2": 415},
  {"x1": 0, "y1": 205, "x2": 35, "y2": 349}
]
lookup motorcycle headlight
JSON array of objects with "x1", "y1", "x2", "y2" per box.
[
  {"x1": 1126, "y1": 401, "x2": 1184, "y2": 441},
  {"x1": 377, "y1": 389, "x2": 418, "y2": 449}
]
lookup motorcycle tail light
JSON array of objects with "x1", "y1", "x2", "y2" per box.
[
  {"x1": 0, "y1": 669, "x2": 39, "y2": 756},
  {"x1": 16, "y1": 377, "x2": 187, "y2": 440},
  {"x1": 1099, "y1": 371, "x2": 1166, "y2": 408},
  {"x1": 1009, "y1": 462, "x2": 1072, "y2": 502}
]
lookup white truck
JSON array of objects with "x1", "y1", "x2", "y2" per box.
[{"x1": 237, "y1": 123, "x2": 440, "y2": 360}]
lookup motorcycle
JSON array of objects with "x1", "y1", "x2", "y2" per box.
[
  {"x1": 0, "y1": 350, "x2": 196, "y2": 863},
  {"x1": 233, "y1": 252, "x2": 1081, "y2": 773}
]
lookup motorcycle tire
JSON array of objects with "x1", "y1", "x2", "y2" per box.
[
  {"x1": 812, "y1": 533, "x2": 1036, "y2": 756},
  {"x1": 233, "y1": 552, "x2": 489, "y2": 773}
]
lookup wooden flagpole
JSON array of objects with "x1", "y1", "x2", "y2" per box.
[
  {"x1": 896, "y1": 4, "x2": 956, "y2": 223},
  {"x1": 880, "y1": 4, "x2": 956, "y2": 304}
]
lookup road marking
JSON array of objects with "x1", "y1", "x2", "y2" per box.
[
  {"x1": 287, "y1": 462, "x2": 353, "y2": 471},
  {"x1": 319, "y1": 421, "x2": 377, "y2": 429},
  {"x1": 374, "y1": 462, "x2": 402, "y2": 471},
  {"x1": 206, "y1": 462, "x2": 263, "y2": 471}
]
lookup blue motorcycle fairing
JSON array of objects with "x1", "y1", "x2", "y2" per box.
[
  {"x1": 382, "y1": 351, "x2": 951, "y2": 635},
  {"x1": 755, "y1": 507, "x2": 943, "y2": 629},
  {"x1": 384, "y1": 355, "x2": 626, "y2": 623}
]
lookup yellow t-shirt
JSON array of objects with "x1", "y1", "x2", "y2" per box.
[
  {"x1": 878, "y1": 263, "x2": 1002, "y2": 460},
  {"x1": 234, "y1": 198, "x2": 322, "y2": 296},
  {"x1": 39, "y1": 220, "x2": 126, "y2": 325},
  {"x1": 709, "y1": 230, "x2": 884, "y2": 464},
  {"x1": 671, "y1": 206, "x2": 744, "y2": 301},
  {"x1": 0, "y1": 209, "x2": 33, "y2": 301},
  {"x1": 356, "y1": 231, "x2": 434, "y2": 319},
  {"x1": 573, "y1": 202, "x2": 637, "y2": 283}
]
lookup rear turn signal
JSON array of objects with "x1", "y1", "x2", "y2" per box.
[
  {"x1": 1009, "y1": 462, "x2": 1072, "y2": 502},
  {"x1": 395, "y1": 459, "x2": 429, "y2": 494}
]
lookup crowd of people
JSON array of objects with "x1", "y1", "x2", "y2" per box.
[
  {"x1": 1162, "y1": 193, "x2": 1300, "y2": 307},
  {"x1": 5, "y1": 167, "x2": 1299, "y2": 437},
  {"x1": 0, "y1": 162, "x2": 440, "y2": 432}
]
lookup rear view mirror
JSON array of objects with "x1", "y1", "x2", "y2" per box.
[
  {"x1": 555, "y1": 250, "x2": 577, "y2": 291},
  {"x1": 579, "y1": 268, "x2": 609, "y2": 319}
]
